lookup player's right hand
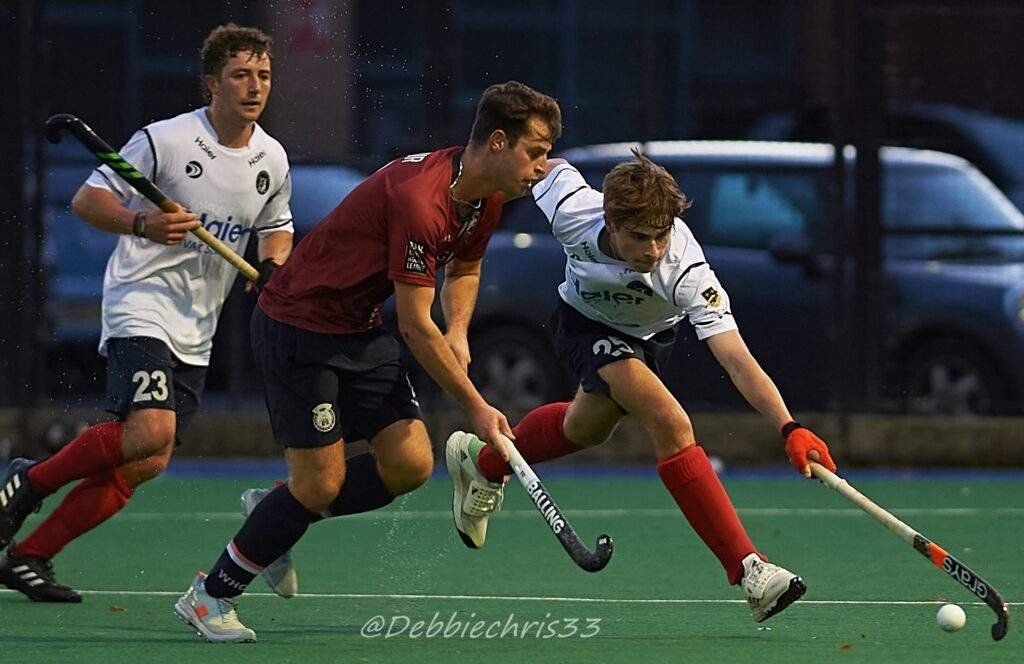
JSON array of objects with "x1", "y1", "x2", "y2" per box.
[
  {"x1": 782, "y1": 421, "x2": 838, "y2": 478},
  {"x1": 468, "y1": 402, "x2": 515, "y2": 461},
  {"x1": 142, "y1": 210, "x2": 200, "y2": 245}
]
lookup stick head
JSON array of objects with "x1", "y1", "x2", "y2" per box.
[
  {"x1": 44, "y1": 114, "x2": 82, "y2": 144},
  {"x1": 580, "y1": 534, "x2": 614, "y2": 573},
  {"x1": 991, "y1": 602, "x2": 1009, "y2": 641}
]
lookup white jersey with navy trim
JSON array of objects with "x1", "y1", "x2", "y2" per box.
[
  {"x1": 85, "y1": 108, "x2": 293, "y2": 365},
  {"x1": 532, "y1": 162, "x2": 737, "y2": 341}
]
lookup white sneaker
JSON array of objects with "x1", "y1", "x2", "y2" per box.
[
  {"x1": 445, "y1": 431, "x2": 505, "y2": 549},
  {"x1": 241, "y1": 487, "x2": 298, "y2": 598},
  {"x1": 741, "y1": 553, "x2": 807, "y2": 622},
  {"x1": 174, "y1": 571, "x2": 256, "y2": 643}
]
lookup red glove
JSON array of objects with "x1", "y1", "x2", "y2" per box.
[{"x1": 782, "y1": 421, "x2": 837, "y2": 478}]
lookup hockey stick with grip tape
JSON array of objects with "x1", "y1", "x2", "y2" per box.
[
  {"x1": 810, "y1": 462, "x2": 1009, "y2": 641},
  {"x1": 44, "y1": 113, "x2": 259, "y2": 282},
  {"x1": 496, "y1": 434, "x2": 613, "y2": 572}
]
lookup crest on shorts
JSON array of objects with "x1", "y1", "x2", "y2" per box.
[
  {"x1": 404, "y1": 240, "x2": 428, "y2": 275},
  {"x1": 312, "y1": 403, "x2": 336, "y2": 433},
  {"x1": 701, "y1": 286, "x2": 722, "y2": 308}
]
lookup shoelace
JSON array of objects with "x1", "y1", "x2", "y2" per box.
[
  {"x1": 465, "y1": 480, "x2": 503, "y2": 517},
  {"x1": 744, "y1": 561, "x2": 772, "y2": 593},
  {"x1": 215, "y1": 596, "x2": 247, "y2": 628}
]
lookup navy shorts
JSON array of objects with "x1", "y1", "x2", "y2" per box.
[
  {"x1": 550, "y1": 299, "x2": 677, "y2": 398},
  {"x1": 251, "y1": 307, "x2": 423, "y2": 448},
  {"x1": 105, "y1": 336, "x2": 207, "y2": 436}
]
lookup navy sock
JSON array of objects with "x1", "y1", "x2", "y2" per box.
[
  {"x1": 327, "y1": 453, "x2": 395, "y2": 517},
  {"x1": 205, "y1": 484, "x2": 318, "y2": 598}
]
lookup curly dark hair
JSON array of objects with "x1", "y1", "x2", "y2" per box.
[
  {"x1": 469, "y1": 81, "x2": 562, "y2": 147},
  {"x1": 603, "y1": 148, "x2": 691, "y2": 230},
  {"x1": 199, "y1": 23, "x2": 273, "y2": 102}
]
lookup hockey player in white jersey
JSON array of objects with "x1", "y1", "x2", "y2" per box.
[
  {"x1": 0, "y1": 24, "x2": 292, "y2": 608},
  {"x1": 447, "y1": 148, "x2": 838, "y2": 623}
]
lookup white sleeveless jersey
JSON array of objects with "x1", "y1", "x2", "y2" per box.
[
  {"x1": 532, "y1": 162, "x2": 737, "y2": 341},
  {"x1": 85, "y1": 108, "x2": 293, "y2": 365}
]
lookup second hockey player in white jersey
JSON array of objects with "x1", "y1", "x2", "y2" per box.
[
  {"x1": 0, "y1": 24, "x2": 293, "y2": 608},
  {"x1": 446, "y1": 148, "x2": 838, "y2": 625}
]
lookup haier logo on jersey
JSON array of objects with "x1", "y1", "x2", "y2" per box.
[
  {"x1": 573, "y1": 279, "x2": 646, "y2": 306},
  {"x1": 193, "y1": 136, "x2": 217, "y2": 160},
  {"x1": 183, "y1": 212, "x2": 252, "y2": 254},
  {"x1": 579, "y1": 241, "x2": 598, "y2": 262},
  {"x1": 248, "y1": 150, "x2": 267, "y2": 167}
]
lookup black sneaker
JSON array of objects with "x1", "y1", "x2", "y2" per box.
[
  {"x1": 0, "y1": 549, "x2": 82, "y2": 603},
  {"x1": 0, "y1": 459, "x2": 44, "y2": 549}
]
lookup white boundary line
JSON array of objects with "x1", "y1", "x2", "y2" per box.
[
  {"x1": 104, "y1": 506, "x2": 1024, "y2": 521},
  {"x1": 0, "y1": 588, "x2": 1018, "y2": 606}
]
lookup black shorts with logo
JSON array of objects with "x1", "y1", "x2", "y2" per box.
[
  {"x1": 251, "y1": 307, "x2": 423, "y2": 449},
  {"x1": 550, "y1": 299, "x2": 677, "y2": 398},
  {"x1": 105, "y1": 336, "x2": 208, "y2": 437}
]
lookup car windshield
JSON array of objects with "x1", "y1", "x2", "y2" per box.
[
  {"x1": 884, "y1": 162, "x2": 1024, "y2": 261},
  {"x1": 884, "y1": 163, "x2": 1024, "y2": 232}
]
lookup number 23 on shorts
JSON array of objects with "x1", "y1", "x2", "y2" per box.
[{"x1": 132, "y1": 369, "x2": 170, "y2": 403}]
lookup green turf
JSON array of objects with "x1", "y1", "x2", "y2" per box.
[{"x1": 1, "y1": 473, "x2": 1021, "y2": 663}]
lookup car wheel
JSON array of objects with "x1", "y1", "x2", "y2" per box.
[
  {"x1": 902, "y1": 339, "x2": 1006, "y2": 416},
  {"x1": 469, "y1": 325, "x2": 571, "y2": 418}
]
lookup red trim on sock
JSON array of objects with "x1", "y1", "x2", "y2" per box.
[
  {"x1": 477, "y1": 402, "x2": 579, "y2": 482},
  {"x1": 27, "y1": 421, "x2": 125, "y2": 496},
  {"x1": 657, "y1": 445, "x2": 759, "y2": 585},
  {"x1": 14, "y1": 468, "x2": 133, "y2": 560}
]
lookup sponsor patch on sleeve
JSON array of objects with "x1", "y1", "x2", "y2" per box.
[
  {"x1": 701, "y1": 286, "x2": 722, "y2": 308},
  {"x1": 404, "y1": 240, "x2": 428, "y2": 275}
]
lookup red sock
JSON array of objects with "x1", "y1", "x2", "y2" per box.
[
  {"x1": 14, "y1": 468, "x2": 133, "y2": 560},
  {"x1": 477, "y1": 402, "x2": 580, "y2": 482},
  {"x1": 27, "y1": 421, "x2": 124, "y2": 496},
  {"x1": 658, "y1": 445, "x2": 759, "y2": 585}
]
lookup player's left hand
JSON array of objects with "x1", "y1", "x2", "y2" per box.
[
  {"x1": 444, "y1": 332, "x2": 471, "y2": 374},
  {"x1": 246, "y1": 258, "x2": 278, "y2": 293},
  {"x1": 782, "y1": 421, "x2": 837, "y2": 478}
]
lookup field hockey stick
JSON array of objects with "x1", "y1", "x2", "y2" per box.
[
  {"x1": 495, "y1": 434, "x2": 613, "y2": 572},
  {"x1": 810, "y1": 462, "x2": 1010, "y2": 641},
  {"x1": 44, "y1": 113, "x2": 259, "y2": 282}
]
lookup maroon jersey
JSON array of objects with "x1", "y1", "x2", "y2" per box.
[{"x1": 259, "y1": 147, "x2": 503, "y2": 334}]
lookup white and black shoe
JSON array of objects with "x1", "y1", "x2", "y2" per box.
[
  {"x1": 741, "y1": 553, "x2": 806, "y2": 622},
  {"x1": 0, "y1": 459, "x2": 43, "y2": 550},
  {"x1": 445, "y1": 431, "x2": 505, "y2": 549},
  {"x1": 0, "y1": 548, "x2": 82, "y2": 603},
  {"x1": 174, "y1": 571, "x2": 256, "y2": 643}
]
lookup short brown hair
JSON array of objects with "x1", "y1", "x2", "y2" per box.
[
  {"x1": 200, "y1": 23, "x2": 273, "y2": 102},
  {"x1": 603, "y1": 148, "x2": 691, "y2": 230},
  {"x1": 469, "y1": 81, "x2": 562, "y2": 147}
]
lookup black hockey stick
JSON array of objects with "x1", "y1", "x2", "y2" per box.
[
  {"x1": 811, "y1": 462, "x2": 1009, "y2": 641},
  {"x1": 497, "y1": 435, "x2": 613, "y2": 572},
  {"x1": 44, "y1": 113, "x2": 259, "y2": 282}
]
